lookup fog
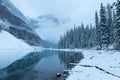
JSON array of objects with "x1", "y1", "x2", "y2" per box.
[{"x1": 10, "y1": 0, "x2": 115, "y2": 43}]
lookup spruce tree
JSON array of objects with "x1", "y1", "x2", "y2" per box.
[
  {"x1": 100, "y1": 3, "x2": 109, "y2": 48},
  {"x1": 95, "y1": 11, "x2": 102, "y2": 49},
  {"x1": 107, "y1": 4, "x2": 113, "y2": 44},
  {"x1": 115, "y1": 0, "x2": 120, "y2": 50},
  {"x1": 112, "y1": 10, "x2": 117, "y2": 43},
  {"x1": 81, "y1": 23, "x2": 85, "y2": 48}
]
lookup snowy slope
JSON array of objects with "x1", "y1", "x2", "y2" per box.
[
  {"x1": 0, "y1": 30, "x2": 32, "y2": 50},
  {"x1": 67, "y1": 50, "x2": 120, "y2": 80}
]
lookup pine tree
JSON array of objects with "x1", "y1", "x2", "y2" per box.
[
  {"x1": 115, "y1": 0, "x2": 120, "y2": 50},
  {"x1": 95, "y1": 11, "x2": 102, "y2": 49},
  {"x1": 77, "y1": 26, "x2": 82, "y2": 48},
  {"x1": 72, "y1": 25, "x2": 77, "y2": 48},
  {"x1": 58, "y1": 24, "x2": 97, "y2": 49},
  {"x1": 80, "y1": 23, "x2": 85, "y2": 48},
  {"x1": 112, "y1": 10, "x2": 117, "y2": 43},
  {"x1": 89, "y1": 24, "x2": 96, "y2": 47},
  {"x1": 107, "y1": 4, "x2": 113, "y2": 44},
  {"x1": 69, "y1": 29, "x2": 74, "y2": 48},
  {"x1": 100, "y1": 3, "x2": 109, "y2": 49}
]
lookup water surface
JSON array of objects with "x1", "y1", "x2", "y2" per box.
[{"x1": 0, "y1": 50, "x2": 84, "y2": 80}]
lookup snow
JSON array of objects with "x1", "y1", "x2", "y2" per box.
[
  {"x1": 0, "y1": 30, "x2": 32, "y2": 50},
  {"x1": 45, "y1": 48, "x2": 82, "y2": 52},
  {"x1": 67, "y1": 49, "x2": 120, "y2": 80}
]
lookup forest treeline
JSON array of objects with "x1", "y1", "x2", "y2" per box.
[{"x1": 58, "y1": 0, "x2": 120, "y2": 50}]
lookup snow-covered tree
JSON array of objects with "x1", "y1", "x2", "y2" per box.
[
  {"x1": 107, "y1": 4, "x2": 113, "y2": 44},
  {"x1": 100, "y1": 3, "x2": 109, "y2": 48},
  {"x1": 89, "y1": 24, "x2": 96, "y2": 47},
  {"x1": 115, "y1": 0, "x2": 120, "y2": 50},
  {"x1": 95, "y1": 11, "x2": 102, "y2": 49},
  {"x1": 58, "y1": 24, "x2": 96, "y2": 49},
  {"x1": 111, "y1": 10, "x2": 117, "y2": 44}
]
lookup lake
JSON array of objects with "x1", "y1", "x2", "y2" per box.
[{"x1": 0, "y1": 50, "x2": 84, "y2": 80}]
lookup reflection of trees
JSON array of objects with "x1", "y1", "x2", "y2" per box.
[
  {"x1": 0, "y1": 51, "x2": 53, "y2": 80},
  {"x1": 58, "y1": 51, "x2": 84, "y2": 70}
]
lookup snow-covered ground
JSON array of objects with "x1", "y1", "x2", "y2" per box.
[
  {"x1": 0, "y1": 30, "x2": 32, "y2": 50},
  {"x1": 67, "y1": 50, "x2": 120, "y2": 80}
]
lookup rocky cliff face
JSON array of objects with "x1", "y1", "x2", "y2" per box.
[{"x1": 0, "y1": 0, "x2": 41, "y2": 46}]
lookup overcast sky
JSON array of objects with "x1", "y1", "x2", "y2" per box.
[
  {"x1": 10, "y1": 0, "x2": 115, "y2": 25},
  {"x1": 9, "y1": 0, "x2": 115, "y2": 43}
]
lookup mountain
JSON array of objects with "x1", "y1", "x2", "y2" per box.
[{"x1": 0, "y1": 0, "x2": 54, "y2": 47}]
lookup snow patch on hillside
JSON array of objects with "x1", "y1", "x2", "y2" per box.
[{"x1": 0, "y1": 30, "x2": 32, "y2": 50}]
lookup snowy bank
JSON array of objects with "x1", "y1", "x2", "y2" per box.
[
  {"x1": 0, "y1": 30, "x2": 32, "y2": 50},
  {"x1": 67, "y1": 50, "x2": 120, "y2": 80},
  {"x1": 45, "y1": 48, "x2": 83, "y2": 52}
]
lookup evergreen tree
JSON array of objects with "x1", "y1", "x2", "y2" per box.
[
  {"x1": 112, "y1": 9, "x2": 117, "y2": 43},
  {"x1": 95, "y1": 11, "x2": 102, "y2": 49},
  {"x1": 100, "y1": 3, "x2": 109, "y2": 48},
  {"x1": 113, "y1": 10, "x2": 117, "y2": 27},
  {"x1": 115, "y1": 0, "x2": 120, "y2": 50},
  {"x1": 80, "y1": 23, "x2": 85, "y2": 48},
  {"x1": 107, "y1": 4, "x2": 113, "y2": 44},
  {"x1": 69, "y1": 29, "x2": 74, "y2": 48},
  {"x1": 89, "y1": 24, "x2": 96, "y2": 47},
  {"x1": 58, "y1": 24, "x2": 96, "y2": 49}
]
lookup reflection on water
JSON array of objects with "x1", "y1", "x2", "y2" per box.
[
  {"x1": 0, "y1": 50, "x2": 31, "y2": 69},
  {"x1": 0, "y1": 50, "x2": 84, "y2": 80},
  {"x1": 58, "y1": 51, "x2": 84, "y2": 70}
]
